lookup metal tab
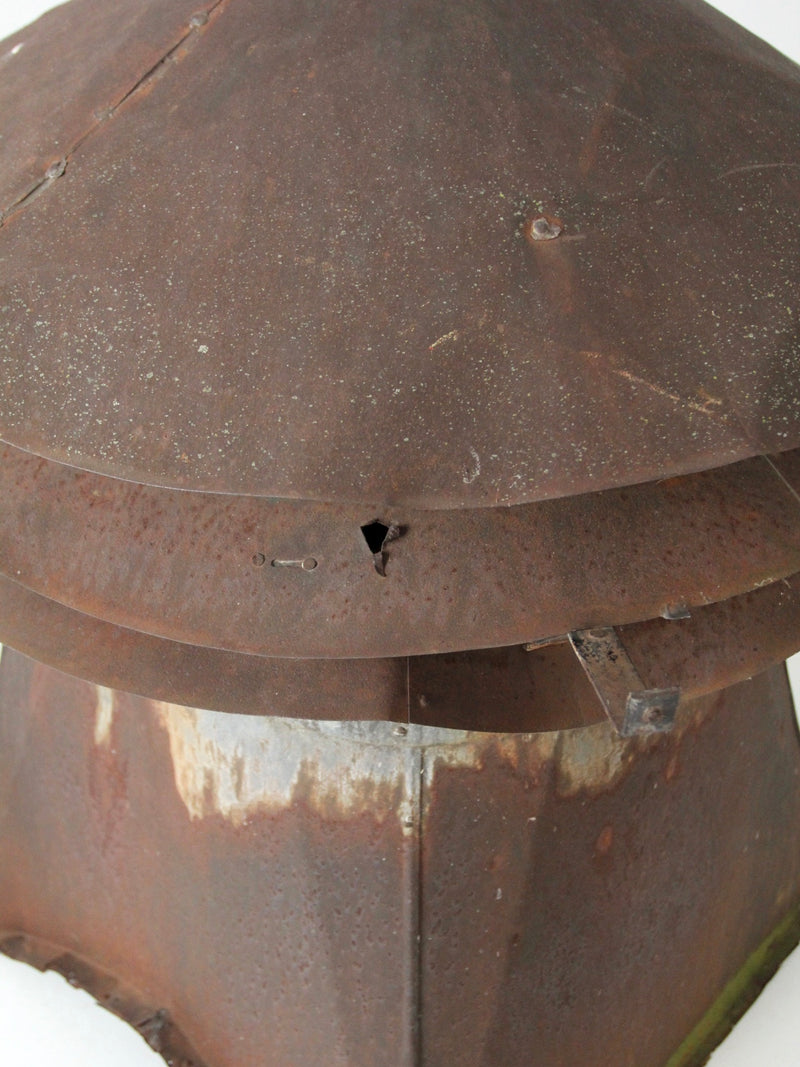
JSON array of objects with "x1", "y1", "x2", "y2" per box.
[{"x1": 569, "y1": 628, "x2": 680, "y2": 736}]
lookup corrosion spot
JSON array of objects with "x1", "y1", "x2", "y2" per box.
[
  {"x1": 525, "y1": 215, "x2": 563, "y2": 243},
  {"x1": 596, "y1": 824, "x2": 614, "y2": 855},
  {"x1": 642, "y1": 705, "x2": 665, "y2": 727}
]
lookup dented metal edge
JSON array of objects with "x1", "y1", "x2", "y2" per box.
[
  {"x1": 1, "y1": 442, "x2": 799, "y2": 660},
  {"x1": 0, "y1": 569, "x2": 799, "y2": 729}
]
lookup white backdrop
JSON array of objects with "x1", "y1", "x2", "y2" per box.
[{"x1": 0, "y1": 1, "x2": 799, "y2": 1064}]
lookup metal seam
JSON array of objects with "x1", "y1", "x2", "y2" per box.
[
  {"x1": 414, "y1": 741, "x2": 424, "y2": 1067},
  {"x1": 0, "y1": 0, "x2": 233, "y2": 229}
]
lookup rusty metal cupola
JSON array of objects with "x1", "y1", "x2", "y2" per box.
[{"x1": 1, "y1": 0, "x2": 800, "y2": 1063}]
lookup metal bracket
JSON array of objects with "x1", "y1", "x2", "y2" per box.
[{"x1": 569, "y1": 628, "x2": 680, "y2": 737}]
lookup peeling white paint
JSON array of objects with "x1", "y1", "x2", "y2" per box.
[
  {"x1": 153, "y1": 696, "x2": 716, "y2": 827},
  {"x1": 93, "y1": 686, "x2": 115, "y2": 746},
  {"x1": 154, "y1": 705, "x2": 425, "y2": 829}
]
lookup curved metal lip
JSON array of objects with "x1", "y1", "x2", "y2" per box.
[
  {"x1": 1, "y1": 0, "x2": 799, "y2": 508},
  {"x1": 2, "y1": 442, "x2": 800, "y2": 660},
  {"x1": 1, "y1": 570, "x2": 798, "y2": 729}
]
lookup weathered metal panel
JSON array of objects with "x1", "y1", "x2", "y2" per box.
[
  {"x1": 0, "y1": 649, "x2": 422, "y2": 1067},
  {"x1": 1, "y1": 4, "x2": 799, "y2": 1066},
  {"x1": 1, "y1": 0, "x2": 799, "y2": 506},
  {"x1": 0, "y1": 570, "x2": 799, "y2": 729},
  {"x1": 418, "y1": 666, "x2": 800, "y2": 1066},
  {"x1": 0, "y1": 647, "x2": 798, "y2": 1066},
  {"x1": 0, "y1": 0, "x2": 221, "y2": 212},
  {"x1": 0, "y1": 573, "x2": 411, "y2": 722},
  {"x1": 2, "y1": 442, "x2": 800, "y2": 660}
]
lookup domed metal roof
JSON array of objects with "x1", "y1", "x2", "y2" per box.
[
  {"x1": 1, "y1": 0, "x2": 799, "y2": 508},
  {"x1": 1, "y1": 0, "x2": 800, "y2": 716}
]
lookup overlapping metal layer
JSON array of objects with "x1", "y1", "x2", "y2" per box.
[
  {"x1": 2, "y1": 4, "x2": 800, "y2": 1066},
  {"x1": 1, "y1": 0, "x2": 800, "y2": 719}
]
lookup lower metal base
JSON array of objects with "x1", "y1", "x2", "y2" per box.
[{"x1": 0, "y1": 647, "x2": 799, "y2": 1067}]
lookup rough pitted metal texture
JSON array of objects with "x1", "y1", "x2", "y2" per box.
[
  {"x1": 0, "y1": 0, "x2": 799, "y2": 507},
  {"x1": 0, "y1": 650, "x2": 799, "y2": 1065},
  {"x1": 2, "y1": 442, "x2": 800, "y2": 660}
]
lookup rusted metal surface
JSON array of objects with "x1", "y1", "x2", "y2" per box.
[
  {"x1": 417, "y1": 665, "x2": 800, "y2": 1067},
  {"x1": 2, "y1": 442, "x2": 800, "y2": 660},
  {"x1": 620, "y1": 572, "x2": 800, "y2": 699},
  {"x1": 568, "y1": 627, "x2": 679, "y2": 736},
  {"x1": 1, "y1": 0, "x2": 799, "y2": 507},
  {"x1": 0, "y1": 570, "x2": 799, "y2": 730},
  {"x1": 0, "y1": 575, "x2": 413, "y2": 722},
  {"x1": 0, "y1": 648, "x2": 798, "y2": 1066},
  {"x1": 0, "y1": 576, "x2": 605, "y2": 728},
  {"x1": 1, "y1": 3, "x2": 799, "y2": 1064},
  {"x1": 0, "y1": 0, "x2": 221, "y2": 213}
]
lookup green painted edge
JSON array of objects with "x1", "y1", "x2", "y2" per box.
[{"x1": 665, "y1": 900, "x2": 800, "y2": 1067}]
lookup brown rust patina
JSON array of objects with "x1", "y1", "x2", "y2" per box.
[
  {"x1": 1, "y1": 440, "x2": 800, "y2": 665},
  {"x1": 0, "y1": 649, "x2": 799, "y2": 1066},
  {"x1": 0, "y1": 0, "x2": 799, "y2": 507},
  {"x1": 0, "y1": 1, "x2": 800, "y2": 1064}
]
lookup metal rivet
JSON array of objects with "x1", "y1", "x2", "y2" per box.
[
  {"x1": 45, "y1": 159, "x2": 67, "y2": 181},
  {"x1": 189, "y1": 12, "x2": 209, "y2": 27},
  {"x1": 526, "y1": 215, "x2": 562, "y2": 242},
  {"x1": 251, "y1": 553, "x2": 266, "y2": 567}
]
